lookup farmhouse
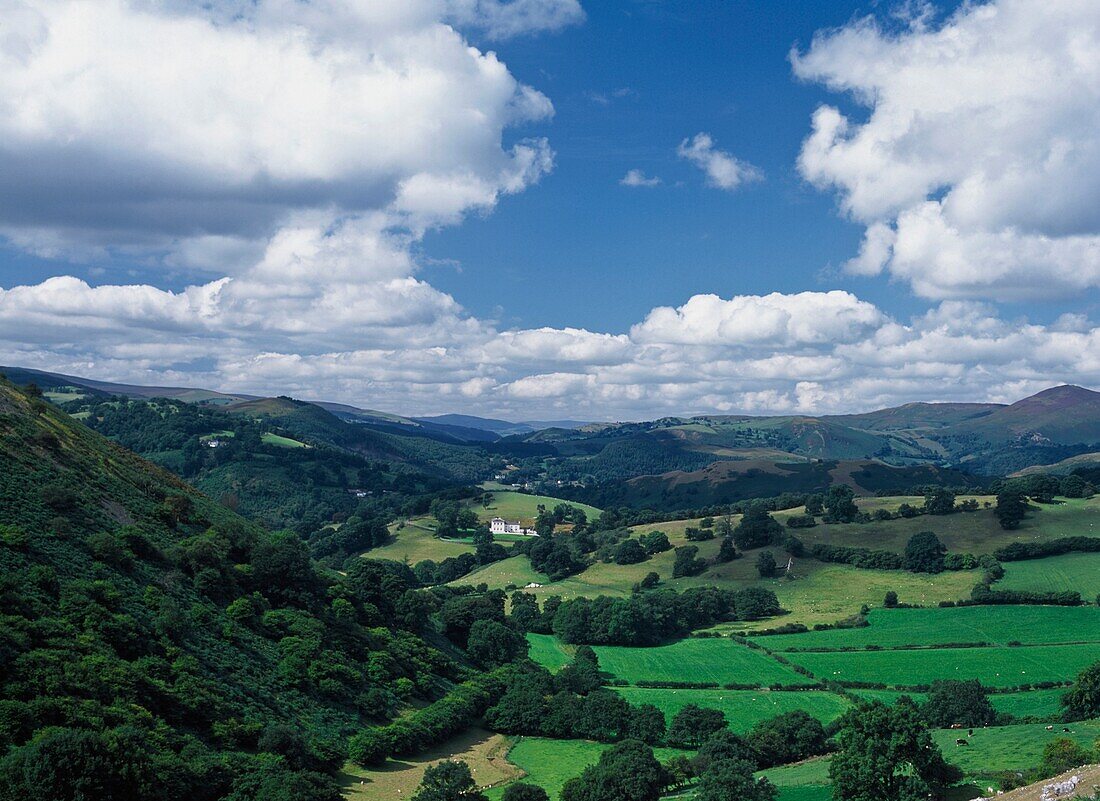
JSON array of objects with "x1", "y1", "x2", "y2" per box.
[{"x1": 490, "y1": 517, "x2": 539, "y2": 536}]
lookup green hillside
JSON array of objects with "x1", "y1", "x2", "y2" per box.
[{"x1": 0, "y1": 379, "x2": 463, "y2": 800}]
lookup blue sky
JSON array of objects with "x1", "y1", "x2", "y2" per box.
[{"x1": 2, "y1": 1, "x2": 1099, "y2": 419}]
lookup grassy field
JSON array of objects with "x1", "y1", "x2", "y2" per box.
[
  {"x1": 341, "y1": 727, "x2": 520, "y2": 800},
  {"x1": 586, "y1": 638, "x2": 808, "y2": 686},
  {"x1": 485, "y1": 737, "x2": 689, "y2": 800},
  {"x1": 930, "y1": 720, "x2": 1100, "y2": 774},
  {"x1": 475, "y1": 491, "x2": 602, "y2": 525},
  {"x1": 785, "y1": 643, "x2": 1100, "y2": 688},
  {"x1": 613, "y1": 687, "x2": 851, "y2": 732},
  {"x1": 1000, "y1": 553, "x2": 1100, "y2": 600},
  {"x1": 852, "y1": 688, "x2": 1067, "y2": 719},
  {"x1": 369, "y1": 518, "x2": 474, "y2": 564},
  {"x1": 756, "y1": 606, "x2": 1100, "y2": 651},
  {"x1": 260, "y1": 431, "x2": 307, "y2": 448},
  {"x1": 454, "y1": 556, "x2": 550, "y2": 589},
  {"x1": 526, "y1": 634, "x2": 574, "y2": 672}
]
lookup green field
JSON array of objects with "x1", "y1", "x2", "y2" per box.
[
  {"x1": 756, "y1": 606, "x2": 1100, "y2": 651},
  {"x1": 852, "y1": 688, "x2": 1067, "y2": 720},
  {"x1": 1000, "y1": 553, "x2": 1100, "y2": 600},
  {"x1": 526, "y1": 634, "x2": 574, "y2": 672},
  {"x1": 475, "y1": 491, "x2": 602, "y2": 525},
  {"x1": 613, "y1": 687, "x2": 851, "y2": 732},
  {"x1": 455, "y1": 556, "x2": 550, "y2": 589},
  {"x1": 260, "y1": 431, "x2": 308, "y2": 448},
  {"x1": 930, "y1": 720, "x2": 1100, "y2": 774},
  {"x1": 757, "y1": 757, "x2": 832, "y2": 801},
  {"x1": 786, "y1": 643, "x2": 1100, "y2": 688},
  {"x1": 485, "y1": 737, "x2": 689, "y2": 801},
  {"x1": 587, "y1": 638, "x2": 808, "y2": 686},
  {"x1": 368, "y1": 518, "x2": 475, "y2": 564}
]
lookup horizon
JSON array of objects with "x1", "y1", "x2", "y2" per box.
[{"x1": 3, "y1": 1, "x2": 1100, "y2": 418}]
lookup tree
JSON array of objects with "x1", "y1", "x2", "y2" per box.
[
  {"x1": 1062, "y1": 660, "x2": 1100, "y2": 721},
  {"x1": 923, "y1": 488, "x2": 956, "y2": 516},
  {"x1": 510, "y1": 592, "x2": 541, "y2": 632},
  {"x1": 685, "y1": 526, "x2": 715, "y2": 542},
  {"x1": 883, "y1": 591, "x2": 898, "y2": 608},
  {"x1": 348, "y1": 728, "x2": 391, "y2": 766},
  {"x1": 672, "y1": 545, "x2": 707, "y2": 578},
  {"x1": 903, "y1": 531, "x2": 946, "y2": 574},
  {"x1": 501, "y1": 785, "x2": 549, "y2": 801},
  {"x1": 716, "y1": 536, "x2": 738, "y2": 563},
  {"x1": 693, "y1": 730, "x2": 755, "y2": 774},
  {"x1": 614, "y1": 539, "x2": 647, "y2": 565},
  {"x1": 995, "y1": 490, "x2": 1028, "y2": 530},
  {"x1": 733, "y1": 505, "x2": 784, "y2": 550},
  {"x1": 412, "y1": 761, "x2": 487, "y2": 801},
  {"x1": 559, "y1": 740, "x2": 665, "y2": 801},
  {"x1": 639, "y1": 531, "x2": 671, "y2": 555},
  {"x1": 830, "y1": 699, "x2": 962, "y2": 801},
  {"x1": 466, "y1": 620, "x2": 528, "y2": 669},
  {"x1": 667, "y1": 705, "x2": 727, "y2": 748},
  {"x1": 824, "y1": 485, "x2": 859, "y2": 523},
  {"x1": 756, "y1": 550, "x2": 777, "y2": 578},
  {"x1": 1060, "y1": 474, "x2": 1093, "y2": 499},
  {"x1": 922, "y1": 680, "x2": 997, "y2": 728},
  {"x1": 804, "y1": 494, "x2": 824, "y2": 516},
  {"x1": 1039, "y1": 738, "x2": 1091, "y2": 776},
  {"x1": 627, "y1": 704, "x2": 667, "y2": 744},
  {"x1": 696, "y1": 759, "x2": 777, "y2": 801},
  {"x1": 747, "y1": 710, "x2": 828, "y2": 768}
]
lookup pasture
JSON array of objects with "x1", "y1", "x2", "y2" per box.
[
  {"x1": 526, "y1": 633, "x2": 574, "y2": 672},
  {"x1": 930, "y1": 720, "x2": 1100, "y2": 774},
  {"x1": 369, "y1": 518, "x2": 474, "y2": 564},
  {"x1": 485, "y1": 737, "x2": 689, "y2": 801},
  {"x1": 999, "y1": 553, "x2": 1100, "y2": 600},
  {"x1": 756, "y1": 606, "x2": 1100, "y2": 651},
  {"x1": 587, "y1": 637, "x2": 807, "y2": 686},
  {"x1": 475, "y1": 491, "x2": 602, "y2": 525},
  {"x1": 260, "y1": 431, "x2": 307, "y2": 448},
  {"x1": 757, "y1": 757, "x2": 832, "y2": 801},
  {"x1": 785, "y1": 643, "x2": 1100, "y2": 688},
  {"x1": 852, "y1": 688, "x2": 1067, "y2": 720},
  {"x1": 613, "y1": 687, "x2": 851, "y2": 732}
]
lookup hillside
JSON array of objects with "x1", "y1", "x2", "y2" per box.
[{"x1": 0, "y1": 379, "x2": 464, "y2": 800}]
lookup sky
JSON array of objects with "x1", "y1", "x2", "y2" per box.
[{"x1": 3, "y1": 0, "x2": 1100, "y2": 420}]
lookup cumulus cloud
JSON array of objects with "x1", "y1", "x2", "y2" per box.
[
  {"x1": 445, "y1": 0, "x2": 585, "y2": 40},
  {"x1": 620, "y1": 169, "x2": 661, "y2": 188},
  {"x1": 794, "y1": 0, "x2": 1100, "y2": 299},
  {"x1": 0, "y1": 0, "x2": 554, "y2": 265},
  {"x1": 677, "y1": 133, "x2": 762, "y2": 191}
]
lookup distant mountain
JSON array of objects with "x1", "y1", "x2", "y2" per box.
[
  {"x1": 828, "y1": 401, "x2": 1002, "y2": 431},
  {"x1": 0, "y1": 365, "x2": 258, "y2": 404},
  {"x1": 948, "y1": 385, "x2": 1100, "y2": 444}
]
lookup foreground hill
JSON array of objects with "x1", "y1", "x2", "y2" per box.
[{"x1": 0, "y1": 378, "x2": 462, "y2": 800}]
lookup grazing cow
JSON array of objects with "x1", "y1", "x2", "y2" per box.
[
  {"x1": 956, "y1": 738, "x2": 969, "y2": 746},
  {"x1": 1046, "y1": 725, "x2": 1054, "y2": 731}
]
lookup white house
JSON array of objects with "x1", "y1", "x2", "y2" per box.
[{"x1": 490, "y1": 517, "x2": 539, "y2": 536}]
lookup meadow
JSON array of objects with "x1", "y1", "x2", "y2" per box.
[
  {"x1": 785, "y1": 643, "x2": 1100, "y2": 688},
  {"x1": 475, "y1": 490, "x2": 602, "y2": 525},
  {"x1": 484, "y1": 737, "x2": 689, "y2": 800},
  {"x1": 999, "y1": 553, "x2": 1100, "y2": 600},
  {"x1": 613, "y1": 687, "x2": 851, "y2": 732},
  {"x1": 929, "y1": 720, "x2": 1100, "y2": 774},
  {"x1": 569, "y1": 637, "x2": 807, "y2": 686},
  {"x1": 756, "y1": 606, "x2": 1100, "y2": 651},
  {"x1": 526, "y1": 633, "x2": 574, "y2": 672},
  {"x1": 851, "y1": 688, "x2": 1067, "y2": 720},
  {"x1": 370, "y1": 518, "x2": 474, "y2": 564}
]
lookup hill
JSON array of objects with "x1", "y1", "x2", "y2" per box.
[{"x1": 0, "y1": 378, "x2": 467, "y2": 800}]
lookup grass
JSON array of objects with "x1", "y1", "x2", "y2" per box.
[
  {"x1": 369, "y1": 518, "x2": 475, "y2": 564},
  {"x1": 785, "y1": 642, "x2": 1100, "y2": 688},
  {"x1": 340, "y1": 727, "x2": 520, "y2": 800},
  {"x1": 612, "y1": 687, "x2": 851, "y2": 732},
  {"x1": 755, "y1": 606, "x2": 1100, "y2": 651},
  {"x1": 930, "y1": 720, "x2": 1100, "y2": 774},
  {"x1": 454, "y1": 556, "x2": 549, "y2": 589},
  {"x1": 526, "y1": 634, "x2": 574, "y2": 672},
  {"x1": 851, "y1": 689, "x2": 1067, "y2": 720},
  {"x1": 474, "y1": 491, "x2": 602, "y2": 526},
  {"x1": 485, "y1": 737, "x2": 689, "y2": 801},
  {"x1": 260, "y1": 431, "x2": 307, "y2": 448},
  {"x1": 586, "y1": 638, "x2": 808, "y2": 686},
  {"x1": 999, "y1": 553, "x2": 1100, "y2": 600}
]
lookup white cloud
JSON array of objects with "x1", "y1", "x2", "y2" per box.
[
  {"x1": 794, "y1": 0, "x2": 1100, "y2": 299},
  {"x1": 677, "y1": 133, "x2": 762, "y2": 191},
  {"x1": 620, "y1": 169, "x2": 661, "y2": 188}
]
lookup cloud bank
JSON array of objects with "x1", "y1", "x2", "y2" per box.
[{"x1": 794, "y1": 0, "x2": 1100, "y2": 299}]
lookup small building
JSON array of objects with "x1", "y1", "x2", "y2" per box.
[
  {"x1": 206, "y1": 439, "x2": 223, "y2": 448},
  {"x1": 490, "y1": 517, "x2": 539, "y2": 536}
]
